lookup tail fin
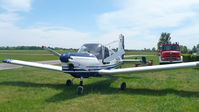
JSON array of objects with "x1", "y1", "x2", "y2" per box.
[
  {"x1": 118, "y1": 34, "x2": 124, "y2": 51},
  {"x1": 118, "y1": 34, "x2": 125, "y2": 59},
  {"x1": 103, "y1": 34, "x2": 125, "y2": 62}
]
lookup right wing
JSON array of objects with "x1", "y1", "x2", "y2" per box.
[
  {"x1": 3, "y1": 59, "x2": 62, "y2": 71},
  {"x1": 99, "y1": 61, "x2": 199, "y2": 74}
]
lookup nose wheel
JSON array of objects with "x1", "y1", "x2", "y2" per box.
[
  {"x1": 77, "y1": 77, "x2": 84, "y2": 95},
  {"x1": 66, "y1": 79, "x2": 73, "y2": 86},
  {"x1": 66, "y1": 78, "x2": 126, "y2": 94}
]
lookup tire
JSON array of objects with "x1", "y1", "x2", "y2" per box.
[
  {"x1": 66, "y1": 80, "x2": 73, "y2": 86},
  {"x1": 77, "y1": 86, "x2": 84, "y2": 95},
  {"x1": 120, "y1": 82, "x2": 126, "y2": 90}
]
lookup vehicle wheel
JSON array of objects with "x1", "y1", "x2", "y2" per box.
[
  {"x1": 120, "y1": 82, "x2": 126, "y2": 90},
  {"x1": 66, "y1": 80, "x2": 73, "y2": 86},
  {"x1": 77, "y1": 86, "x2": 84, "y2": 95}
]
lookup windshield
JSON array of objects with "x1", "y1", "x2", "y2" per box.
[
  {"x1": 162, "y1": 45, "x2": 180, "y2": 51},
  {"x1": 78, "y1": 44, "x2": 103, "y2": 59}
]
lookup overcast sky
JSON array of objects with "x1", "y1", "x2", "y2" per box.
[{"x1": 0, "y1": 0, "x2": 199, "y2": 49}]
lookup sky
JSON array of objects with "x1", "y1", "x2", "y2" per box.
[{"x1": 0, "y1": 0, "x2": 199, "y2": 49}]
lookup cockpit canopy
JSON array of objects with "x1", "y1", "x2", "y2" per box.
[{"x1": 78, "y1": 44, "x2": 110, "y2": 60}]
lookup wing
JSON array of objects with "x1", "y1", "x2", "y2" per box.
[
  {"x1": 3, "y1": 59, "x2": 62, "y2": 71},
  {"x1": 122, "y1": 59, "x2": 142, "y2": 62},
  {"x1": 99, "y1": 61, "x2": 199, "y2": 74}
]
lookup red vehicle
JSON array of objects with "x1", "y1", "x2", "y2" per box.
[{"x1": 159, "y1": 43, "x2": 183, "y2": 64}]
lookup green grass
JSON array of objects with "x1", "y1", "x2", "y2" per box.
[
  {"x1": 0, "y1": 57, "x2": 199, "y2": 112},
  {"x1": 0, "y1": 50, "x2": 199, "y2": 111},
  {"x1": 0, "y1": 50, "x2": 76, "y2": 63}
]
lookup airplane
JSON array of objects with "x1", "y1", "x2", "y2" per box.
[{"x1": 2, "y1": 34, "x2": 199, "y2": 95}]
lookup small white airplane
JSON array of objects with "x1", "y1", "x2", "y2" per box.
[{"x1": 3, "y1": 34, "x2": 199, "y2": 94}]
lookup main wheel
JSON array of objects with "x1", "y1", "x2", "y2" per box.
[
  {"x1": 66, "y1": 80, "x2": 73, "y2": 86},
  {"x1": 77, "y1": 86, "x2": 84, "y2": 95},
  {"x1": 120, "y1": 82, "x2": 126, "y2": 90}
]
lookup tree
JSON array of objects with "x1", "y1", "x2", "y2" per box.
[
  {"x1": 197, "y1": 44, "x2": 199, "y2": 48},
  {"x1": 192, "y1": 46, "x2": 197, "y2": 53},
  {"x1": 157, "y1": 32, "x2": 171, "y2": 50},
  {"x1": 152, "y1": 47, "x2": 156, "y2": 52},
  {"x1": 180, "y1": 45, "x2": 188, "y2": 54}
]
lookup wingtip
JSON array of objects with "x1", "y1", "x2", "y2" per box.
[{"x1": 2, "y1": 59, "x2": 12, "y2": 63}]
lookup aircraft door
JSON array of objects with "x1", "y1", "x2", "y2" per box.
[
  {"x1": 104, "y1": 47, "x2": 109, "y2": 59},
  {"x1": 102, "y1": 46, "x2": 110, "y2": 64}
]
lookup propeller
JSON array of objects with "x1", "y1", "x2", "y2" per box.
[{"x1": 42, "y1": 46, "x2": 61, "y2": 57}]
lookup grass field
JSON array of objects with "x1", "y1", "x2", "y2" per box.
[
  {"x1": 0, "y1": 50, "x2": 199, "y2": 112},
  {"x1": 0, "y1": 50, "x2": 76, "y2": 63},
  {"x1": 0, "y1": 50, "x2": 56, "y2": 63}
]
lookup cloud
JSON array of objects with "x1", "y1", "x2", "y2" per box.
[
  {"x1": 97, "y1": 0, "x2": 199, "y2": 49},
  {"x1": 0, "y1": 0, "x2": 32, "y2": 12},
  {"x1": 0, "y1": 13, "x2": 22, "y2": 23},
  {"x1": 171, "y1": 23, "x2": 199, "y2": 48},
  {"x1": 0, "y1": 0, "x2": 94, "y2": 49},
  {"x1": 0, "y1": 24, "x2": 92, "y2": 48},
  {"x1": 0, "y1": 0, "x2": 199, "y2": 49}
]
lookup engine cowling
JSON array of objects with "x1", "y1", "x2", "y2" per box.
[{"x1": 59, "y1": 52, "x2": 95, "y2": 63}]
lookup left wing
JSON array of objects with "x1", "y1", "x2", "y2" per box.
[
  {"x1": 3, "y1": 59, "x2": 62, "y2": 71},
  {"x1": 99, "y1": 61, "x2": 199, "y2": 74}
]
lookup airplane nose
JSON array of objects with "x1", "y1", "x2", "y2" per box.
[{"x1": 60, "y1": 53, "x2": 70, "y2": 63}]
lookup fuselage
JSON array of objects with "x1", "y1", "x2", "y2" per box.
[{"x1": 59, "y1": 43, "x2": 124, "y2": 78}]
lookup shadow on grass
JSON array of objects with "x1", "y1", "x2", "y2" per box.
[
  {"x1": 0, "y1": 76, "x2": 199, "y2": 102},
  {"x1": 193, "y1": 68, "x2": 199, "y2": 70}
]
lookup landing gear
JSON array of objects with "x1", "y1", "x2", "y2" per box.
[
  {"x1": 66, "y1": 79, "x2": 73, "y2": 86},
  {"x1": 120, "y1": 82, "x2": 126, "y2": 90},
  {"x1": 77, "y1": 77, "x2": 84, "y2": 95},
  {"x1": 77, "y1": 86, "x2": 84, "y2": 95}
]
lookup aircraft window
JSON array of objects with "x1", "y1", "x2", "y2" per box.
[
  {"x1": 104, "y1": 47, "x2": 109, "y2": 58},
  {"x1": 162, "y1": 45, "x2": 180, "y2": 51},
  {"x1": 79, "y1": 44, "x2": 103, "y2": 59}
]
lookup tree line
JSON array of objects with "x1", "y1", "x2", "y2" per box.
[
  {"x1": 1, "y1": 34, "x2": 198, "y2": 53},
  {"x1": 0, "y1": 46, "x2": 77, "y2": 51},
  {"x1": 157, "y1": 32, "x2": 199, "y2": 54}
]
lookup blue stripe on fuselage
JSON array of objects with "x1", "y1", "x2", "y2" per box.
[
  {"x1": 62, "y1": 52, "x2": 95, "y2": 57},
  {"x1": 62, "y1": 62, "x2": 123, "y2": 72},
  {"x1": 60, "y1": 52, "x2": 95, "y2": 63}
]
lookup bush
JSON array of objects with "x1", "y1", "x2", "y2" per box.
[
  {"x1": 182, "y1": 54, "x2": 199, "y2": 62},
  {"x1": 191, "y1": 55, "x2": 199, "y2": 61},
  {"x1": 182, "y1": 54, "x2": 192, "y2": 62}
]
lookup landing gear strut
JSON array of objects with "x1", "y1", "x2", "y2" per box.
[
  {"x1": 77, "y1": 77, "x2": 84, "y2": 95},
  {"x1": 66, "y1": 79, "x2": 73, "y2": 86},
  {"x1": 120, "y1": 82, "x2": 126, "y2": 90}
]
